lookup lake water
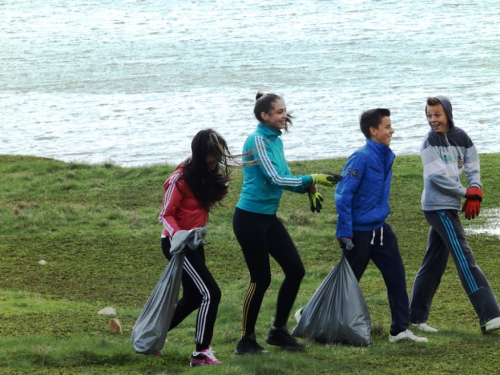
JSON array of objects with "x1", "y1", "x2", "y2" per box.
[{"x1": 2, "y1": 0, "x2": 500, "y2": 167}]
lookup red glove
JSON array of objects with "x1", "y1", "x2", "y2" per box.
[
  {"x1": 461, "y1": 198, "x2": 481, "y2": 220},
  {"x1": 465, "y1": 187, "x2": 483, "y2": 202}
]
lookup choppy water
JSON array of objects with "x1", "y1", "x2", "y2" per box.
[
  {"x1": 2, "y1": 0, "x2": 500, "y2": 167},
  {"x1": 465, "y1": 209, "x2": 500, "y2": 239}
]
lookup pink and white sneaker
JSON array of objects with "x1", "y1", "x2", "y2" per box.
[{"x1": 190, "y1": 348, "x2": 222, "y2": 367}]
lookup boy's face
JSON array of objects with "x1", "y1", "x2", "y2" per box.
[
  {"x1": 426, "y1": 104, "x2": 450, "y2": 134},
  {"x1": 370, "y1": 116, "x2": 394, "y2": 146}
]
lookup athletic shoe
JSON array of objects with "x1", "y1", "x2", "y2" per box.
[
  {"x1": 266, "y1": 327, "x2": 305, "y2": 351},
  {"x1": 482, "y1": 317, "x2": 500, "y2": 334},
  {"x1": 235, "y1": 333, "x2": 270, "y2": 355},
  {"x1": 411, "y1": 323, "x2": 438, "y2": 333},
  {"x1": 389, "y1": 329, "x2": 428, "y2": 343},
  {"x1": 190, "y1": 348, "x2": 222, "y2": 367},
  {"x1": 153, "y1": 350, "x2": 162, "y2": 357}
]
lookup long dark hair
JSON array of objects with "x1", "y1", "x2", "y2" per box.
[
  {"x1": 177, "y1": 129, "x2": 233, "y2": 209},
  {"x1": 253, "y1": 91, "x2": 294, "y2": 132}
]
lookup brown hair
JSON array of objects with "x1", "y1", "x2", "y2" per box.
[
  {"x1": 426, "y1": 97, "x2": 441, "y2": 106},
  {"x1": 253, "y1": 91, "x2": 294, "y2": 132}
]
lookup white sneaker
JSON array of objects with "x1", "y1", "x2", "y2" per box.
[
  {"x1": 389, "y1": 329, "x2": 428, "y2": 343},
  {"x1": 411, "y1": 323, "x2": 438, "y2": 333},
  {"x1": 483, "y1": 317, "x2": 500, "y2": 334}
]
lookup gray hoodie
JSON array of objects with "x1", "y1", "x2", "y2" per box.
[{"x1": 420, "y1": 96, "x2": 481, "y2": 211}]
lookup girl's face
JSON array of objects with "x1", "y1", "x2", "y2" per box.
[
  {"x1": 261, "y1": 98, "x2": 287, "y2": 132},
  {"x1": 205, "y1": 154, "x2": 220, "y2": 171}
]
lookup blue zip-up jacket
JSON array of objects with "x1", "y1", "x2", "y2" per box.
[
  {"x1": 236, "y1": 123, "x2": 313, "y2": 215},
  {"x1": 335, "y1": 138, "x2": 395, "y2": 238}
]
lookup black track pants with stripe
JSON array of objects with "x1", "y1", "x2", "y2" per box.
[
  {"x1": 232, "y1": 207, "x2": 305, "y2": 337},
  {"x1": 162, "y1": 237, "x2": 221, "y2": 350},
  {"x1": 409, "y1": 210, "x2": 500, "y2": 326}
]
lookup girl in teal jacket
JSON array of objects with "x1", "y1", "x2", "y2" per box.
[{"x1": 233, "y1": 91, "x2": 338, "y2": 355}]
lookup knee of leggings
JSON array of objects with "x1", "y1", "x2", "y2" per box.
[
  {"x1": 209, "y1": 285, "x2": 221, "y2": 304},
  {"x1": 252, "y1": 275, "x2": 272, "y2": 292},
  {"x1": 287, "y1": 266, "x2": 305, "y2": 282}
]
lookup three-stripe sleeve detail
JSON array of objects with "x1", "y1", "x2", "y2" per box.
[
  {"x1": 254, "y1": 136, "x2": 303, "y2": 187},
  {"x1": 158, "y1": 172, "x2": 181, "y2": 236}
]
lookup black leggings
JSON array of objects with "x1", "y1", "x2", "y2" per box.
[
  {"x1": 232, "y1": 207, "x2": 305, "y2": 337},
  {"x1": 162, "y1": 237, "x2": 221, "y2": 351}
]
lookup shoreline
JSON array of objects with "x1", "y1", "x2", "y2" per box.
[{"x1": 3, "y1": 151, "x2": 500, "y2": 169}]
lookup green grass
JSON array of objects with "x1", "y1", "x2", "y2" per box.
[{"x1": 1, "y1": 154, "x2": 500, "y2": 374}]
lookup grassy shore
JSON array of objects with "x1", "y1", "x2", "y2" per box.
[{"x1": 1, "y1": 154, "x2": 500, "y2": 375}]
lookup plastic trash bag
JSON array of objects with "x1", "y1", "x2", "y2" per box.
[
  {"x1": 131, "y1": 227, "x2": 207, "y2": 354},
  {"x1": 291, "y1": 253, "x2": 372, "y2": 346}
]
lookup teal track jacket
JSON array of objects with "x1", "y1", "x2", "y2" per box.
[{"x1": 236, "y1": 123, "x2": 312, "y2": 215}]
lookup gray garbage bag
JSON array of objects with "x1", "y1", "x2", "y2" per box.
[
  {"x1": 131, "y1": 227, "x2": 207, "y2": 354},
  {"x1": 291, "y1": 253, "x2": 372, "y2": 346}
]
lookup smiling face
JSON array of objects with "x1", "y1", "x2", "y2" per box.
[
  {"x1": 261, "y1": 98, "x2": 287, "y2": 132},
  {"x1": 426, "y1": 104, "x2": 450, "y2": 134},
  {"x1": 370, "y1": 116, "x2": 394, "y2": 146}
]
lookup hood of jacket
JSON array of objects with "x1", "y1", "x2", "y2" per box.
[{"x1": 425, "y1": 95, "x2": 454, "y2": 128}]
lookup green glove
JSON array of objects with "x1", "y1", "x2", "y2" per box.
[
  {"x1": 311, "y1": 173, "x2": 342, "y2": 187},
  {"x1": 308, "y1": 191, "x2": 324, "y2": 213}
]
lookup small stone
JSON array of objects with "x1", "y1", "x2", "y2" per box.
[
  {"x1": 98, "y1": 307, "x2": 116, "y2": 315},
  {"x1": 39, "y1": 260, "x2": 47, "y2": 265},
  {"x1": 109, "y1": 318, "x2": 122, "y2": 334}
]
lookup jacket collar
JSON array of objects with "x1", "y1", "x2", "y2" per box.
[
  {"x1": 257, "y1": 122, "x2": 282, "y2": 138},
  {"x1": 366, "y1": 138, "x2": 394, "y2": 159},
  {"x1": 366, "y1": 138, "x2": 386, "y2": 151}
]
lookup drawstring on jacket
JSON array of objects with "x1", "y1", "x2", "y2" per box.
[{"x1": 370, "y1": 227, "x2": 384, "y2": 246}]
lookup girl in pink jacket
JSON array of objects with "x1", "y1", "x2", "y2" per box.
[{"x1": 158, "y1": 128, "x2": 235, "y2": 367}]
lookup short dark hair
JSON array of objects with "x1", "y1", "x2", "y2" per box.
[
  {"x1": 360, "y1": 108, "x2": 391, "y2": 138},
  {"x1": 253, "y1": 91, "x2": 294, "y2": 132}
]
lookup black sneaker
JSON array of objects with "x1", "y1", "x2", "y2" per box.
[
  {"x1": 266, "y1": 328, "x2": 305, "y2": 351},
  {"x1": 235, "y1": 333, "x2": 270, "y2": 355}
]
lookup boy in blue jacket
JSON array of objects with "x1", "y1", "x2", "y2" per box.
[{"x1": 335, "y1": 108, "x2": 427, "y2": 343}]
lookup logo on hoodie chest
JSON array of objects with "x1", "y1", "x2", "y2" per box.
[{"x1": 441, "y1": 155, "x2": 452, "y2": 163}]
